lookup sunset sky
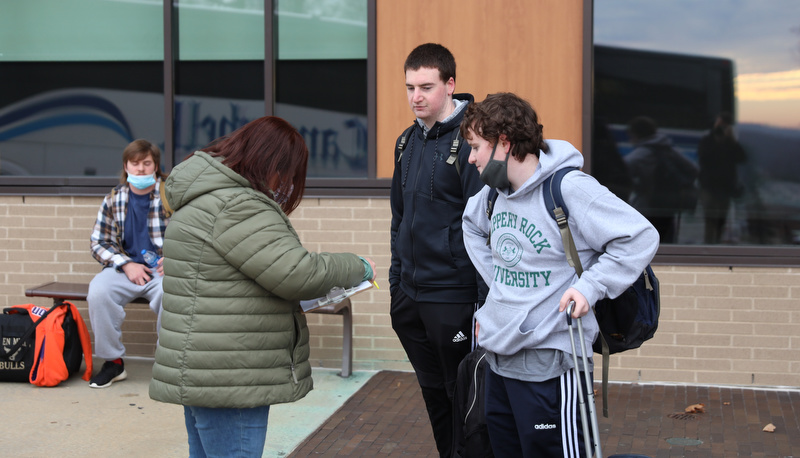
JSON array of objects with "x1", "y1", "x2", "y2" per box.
[{"x1": 594, "y1": 0, "x2": 799, "y2": 129}]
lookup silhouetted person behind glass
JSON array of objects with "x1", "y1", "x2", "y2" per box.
[
  {"x1": 697, "y1": 112, "x2": 747, "y2": 244},
  {"x1": 624, "y1": 116, "x2": 698, "y2": 243},
  {"x1": 592, "y1": 116, "x2": 633, "y2": 202}
]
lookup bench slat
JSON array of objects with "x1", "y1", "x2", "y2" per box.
[{"x1": 26, "y1": 281, "x2": 148, "y2": 304}]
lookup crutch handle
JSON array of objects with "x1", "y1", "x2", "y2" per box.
[{"x1": 565, "y1": 301, "x2": 575, "y2": 326}]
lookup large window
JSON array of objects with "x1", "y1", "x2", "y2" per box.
[
  {"x1": 0, "y1": 0, "x2": 164, "y2": 180},
  {"x1": 0, "y1": 0, "x2": 371, "y2": 191},
  {"x1": 592, "y1": 1, "x2": 800, "y2": 259},
  {"x1": 173, "y1": 0, "x2": 266, "y2": 165},
  {"x1": 274, "y1": 0, "x2": 369, "y2": 178}
]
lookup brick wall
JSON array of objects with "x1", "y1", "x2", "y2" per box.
[
  {"x1": 619, "y1": 266, "x2": 800, "y2": 387},
  {"x1": 2, "y1": 195, "x2": 799, "y2": 387}
]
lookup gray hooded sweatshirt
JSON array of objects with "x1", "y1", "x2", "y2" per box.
[{"x1": 462, "y1": 140, "x2": 659, "y2": 380}]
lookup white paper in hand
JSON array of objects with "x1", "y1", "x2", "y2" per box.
[{"x1": 299, "y1": 280, "x2": 373, "y2": 313}]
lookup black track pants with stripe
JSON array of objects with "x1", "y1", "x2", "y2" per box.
[
  {"x1": 484, "y1": 367, "x2": 594, "y2": 458},
  {"x1": 390, "y1": 288, "x2": 477, "y2": 457}
]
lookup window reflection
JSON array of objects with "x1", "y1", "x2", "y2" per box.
[
  {"x1": 274, "y1": 0, "x2": 368, "y2": 178},
  {"x1": 174, "y1": 0, "x2": 266, "y2": 164},
  {"x1": 593, "y1": 0, "x2": 800, "y2": 246},
  {"x1": 0, "y1": 0, "x2": 164, "y2": 178},
  {"x1": 0, "y1": 0, "x2": 369, "y2": 181}
]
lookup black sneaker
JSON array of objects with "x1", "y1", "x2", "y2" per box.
[{"x1": 89, "y1": 360, "x2": 128, "y2": 388}]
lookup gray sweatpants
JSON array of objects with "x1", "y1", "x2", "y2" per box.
[{"x1": 87, "y1": 266, "x2": 163, "y2": 360}]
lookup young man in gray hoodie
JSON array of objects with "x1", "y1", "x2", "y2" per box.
[{"x1": 461, "y1": 93, "x2": 659, "y2": 457}]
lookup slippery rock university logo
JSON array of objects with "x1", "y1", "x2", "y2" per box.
[
  {"x1": 491, "y1": 210, "x2": 553, "y2": 288},
  {"x1": 497, "y1": 233, "x2": 523, "y2": 267}
]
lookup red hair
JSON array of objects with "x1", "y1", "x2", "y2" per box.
[{"x1": 204, "y1": 116, "x2": 308, "y2": 215}]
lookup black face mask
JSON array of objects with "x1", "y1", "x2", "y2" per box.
[{"x1": 480, "y1": 142, "x2": 511, "y2": 189}]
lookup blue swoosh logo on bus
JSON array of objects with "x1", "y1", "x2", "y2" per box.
[
  {"x1": 0, "y1": 114, "x2": 133, "y2": 142},
  {"x1": 0, "y1": 94, "x2": 134, "y2": 141}
]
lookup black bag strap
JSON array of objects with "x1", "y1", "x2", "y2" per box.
[
  {"x1": 397, "y1": 124, "x2": 463, "y2": 179},
  {"x1": 395, "y1": 124, "x2": 415, "y2": 163},
  {"x1": 485, "y1": 188, "x2": 499, "y2": 245},
  {"x1": 544, "y1": 168, "x2": 582, "y2": 275},
  {"x1": 0, "y1": 304, "x2": 64, "y2": 361},
  {"x1": 445, "y1": 132, "x2": 462, "y2": 178}
]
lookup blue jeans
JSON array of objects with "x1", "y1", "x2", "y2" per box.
[{"x1": 184, "y1": 405, "x2": 270, "y2": 457}]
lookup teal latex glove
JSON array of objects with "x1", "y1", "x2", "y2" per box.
[{"x1": 359, "y1": 257, "x2": 373, "y2": 283}]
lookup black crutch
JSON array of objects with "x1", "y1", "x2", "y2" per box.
[{"x1": 566, "y1": 302, "x2": 603, "y2": 458}]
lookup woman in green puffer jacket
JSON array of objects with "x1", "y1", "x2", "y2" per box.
[{"x1": 149, "y1": 116, "x2": 376, "y2": 457}]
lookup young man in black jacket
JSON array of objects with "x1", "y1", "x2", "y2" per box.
[{"x1": 389, "y1": 43, "x2": 486, "y2": 457}]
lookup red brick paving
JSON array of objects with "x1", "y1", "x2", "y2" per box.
[{"x1": 288, "y1": 371, "x2": 800, "y2": 457}]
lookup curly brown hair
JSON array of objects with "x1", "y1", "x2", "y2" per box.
[{"x1": 460, "y1": 92, "x2": 548, "y2": 160}]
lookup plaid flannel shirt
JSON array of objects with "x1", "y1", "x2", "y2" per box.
[{"x1": 90, "y1": 180, "x2": 169, "y2": 269}]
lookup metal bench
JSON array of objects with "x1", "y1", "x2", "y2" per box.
[{"x1": 25, "y1": 281, "x2": 353, "y2": 377}]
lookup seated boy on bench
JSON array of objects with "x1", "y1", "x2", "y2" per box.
[{"x1": 87, "y1": 139, "x2": 170, "y2": 388}]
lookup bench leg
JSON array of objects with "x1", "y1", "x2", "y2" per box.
[{"x1": 340, "y1": 304, "x2": 352, "y2": 378}]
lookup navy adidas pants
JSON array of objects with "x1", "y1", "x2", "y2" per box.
[
  {"x1": 484, "y1": 367, "x2": 594, "y2": 458},
  {"x1": 390, "y1": 288, "x2": 476, "y2": 457}
]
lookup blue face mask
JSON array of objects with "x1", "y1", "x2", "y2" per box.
[{"x1": 127, "y1": 173, "x2": 156, "y2": 190}]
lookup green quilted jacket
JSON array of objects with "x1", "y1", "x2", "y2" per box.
[{"x1": 149, "y1": 151, "x2": 365, "y2": 408}]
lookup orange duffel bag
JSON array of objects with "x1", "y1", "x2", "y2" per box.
[{"x1": 0, "y1": 302, "x2": 92, "y2": 387}]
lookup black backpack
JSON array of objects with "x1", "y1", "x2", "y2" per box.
[
  {"x1": 451, "y1": 347, "x2": 494, "y2": 458},
  {"x1": 486, "y1": 167, "x2": 660, "y2": 417}
]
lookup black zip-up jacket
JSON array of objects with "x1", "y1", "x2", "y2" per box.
[{"x1": 390, "y1": 93, "x2": 487, "y2": 303}]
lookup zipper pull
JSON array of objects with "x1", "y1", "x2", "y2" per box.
[{"x1": 644, "y1": 269, "x2": 653, "y2": 291}]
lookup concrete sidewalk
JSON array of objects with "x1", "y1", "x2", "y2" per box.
[
  {"x1": 1, "y1": 357, "x2": 375, "y2": 458},
  {"x1": 10, "y1": 357, "x2": 800, "y2": 457}
]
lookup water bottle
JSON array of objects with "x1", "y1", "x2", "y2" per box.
[{"x1": 141, "y1": 249, "x2": 160, "y2": 268}]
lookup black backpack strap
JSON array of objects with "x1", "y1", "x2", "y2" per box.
[
  {"x1": 485, "y1": 188, "x2": 499, "y2": 220},
  {"x1": 395, "y1": 124, "x2": 415, "y2": 164},
  {"x1": 485, "y1": 188, "x2": 499, "y2": 245},
  {"x1": 445, "y1": 132, "x2": 462, "y2": 178},
  {"x1": 543, "y1": 167, "x2": 579, "y2": 221},
  {"x1": 398, "y1": 125, "x2": 463, "y2": 178},
  {"x1": 544, "y1": 167, "x2": 581, "y2": 276}
]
